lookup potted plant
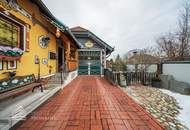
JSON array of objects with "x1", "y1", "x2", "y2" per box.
[
  {"x1": 151, "y1": 77, "x2": 161, "y2": 88},
  {"x1": 2, "y1": 71, "x2": 16, "y2": 81}
]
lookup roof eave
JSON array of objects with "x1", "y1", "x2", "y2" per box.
[
  {"x1": 66, "y1": 28, "x2": 83, "y2": 49},
  {"x1": 31, "y1": 0, "x2": 68, "y2": 30},
  {"x1": 71, "y1": 30, "x2": 114, "y2": 53},
  {"x1": 30, "y1": 0, "x2": 82, "y2": 48},
  {"x1": 88, "y1": 33, "x2": 114, "y2": 52}
]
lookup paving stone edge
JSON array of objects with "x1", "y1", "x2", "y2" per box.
[{"x1": 117, "y1": 85, "x2": 165, "y2": 130}]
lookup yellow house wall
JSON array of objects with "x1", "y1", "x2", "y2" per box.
[{"x1": 0, "y1": 0, "x2": 57, "y2": 79}]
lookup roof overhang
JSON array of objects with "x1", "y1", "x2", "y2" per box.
[
  {"x1": 30, "y1": 0, "x2": 81, "y2": 48},
  {"x1": 71, "y1": 29, "x2": 114, "y2": 54}
]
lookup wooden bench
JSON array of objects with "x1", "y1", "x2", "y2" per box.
[
  {"x1": 40, "y1": 74, "x2": 55, "y2": 87},
  {"x1": 0, "y1": 74, "x2": 43, "y2": 101}
]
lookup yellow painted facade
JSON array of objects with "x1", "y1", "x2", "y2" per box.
[{"x1": 0, "y1": 0, "x2": 78, "y2": 80}]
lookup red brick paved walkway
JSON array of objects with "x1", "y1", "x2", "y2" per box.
[{"x1": 13, "y1": 76, "x2": 164, "y2": 130}]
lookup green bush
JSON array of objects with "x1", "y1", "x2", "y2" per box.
[{"x1": 152, "y1": 77, "x2": 161, "y2": 82}]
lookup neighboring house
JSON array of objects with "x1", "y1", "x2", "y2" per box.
[
  {"x1": 126, "y1": 53, "x2": 160, "y2": 73},
  {"x1": 0, "y1": 0, "x2": 80, "y2": 80},
  {"x1": 162, "y1": 56, "x2": 190, "y2": 62},
  {"x1": 125, "y1": 49, "x2": 141, "y2": 59},
  {"x1": 71, "y1": 26, "x2": 114, "y2": 75}
]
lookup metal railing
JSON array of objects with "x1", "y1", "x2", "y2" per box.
[
  {"x1": 104, "y1": 69, "x2": 117, "y2": 85},
  {"x1": 58, "y1": 63, "x2": 68, "y2": 84}
]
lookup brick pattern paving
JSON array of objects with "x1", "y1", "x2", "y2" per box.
[{"x1": 13, "y1": 76, "x2": 164, "y2": 130}]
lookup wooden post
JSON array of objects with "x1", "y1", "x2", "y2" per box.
[{"x1": 67, "y1": 42, "x2": 70, "y2": 71}]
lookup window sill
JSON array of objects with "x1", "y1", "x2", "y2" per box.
[
  {"x1": 25, "y1": 50, "x2": 30, "y2": 53},
  {"x1": 68, "y1": 59, "x2": 77, "y2": 62}
]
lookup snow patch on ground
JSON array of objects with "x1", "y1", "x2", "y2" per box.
[{"x1": 161, "y1": 89, "x2": 190, "y2": 130}]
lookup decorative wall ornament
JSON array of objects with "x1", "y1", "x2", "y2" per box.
[
  {"x1": 25, "y1": 25, "x2": 30, "y2": 50},
  {"x1": 34, "y1": 55, "x2": 39, "y2": 64},
  {"x1": 85, "y1": 40, "x2": 94, "y2": 48},
  {"x1": 0, "y1": 0, "x2": 32, "y2": 19},
  {"x1": 0, "y1": 75, "x2": 34, "y2": 90},
  {"x1": 7, "y1": 60, "x2": 17, "y2": 70},
  {"x1": 39, "y1": 36, "x2": 50, "y2": 49},
  {"x1": 42, "y1": 58, "x2": 48, "y2": 65},
  {"x1": 0, "y1": 0, "x2": 15, "y2": 10},
  {"x1": 0, "y1": 46, "x2": 24, "y2": 57}
]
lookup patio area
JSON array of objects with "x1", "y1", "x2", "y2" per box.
[{"x1": 12, "y1": 76, "x2": 164, "y2": 130}]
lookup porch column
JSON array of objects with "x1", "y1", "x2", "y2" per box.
[
  {"x1": 100, "y1": 50, "x2": 103, "y2": 76},
  {"x1": 67, "y1": 42, "x2": 71, "y2": 58},
  {"x1": 66, "y1": 42, "x2": 70, "y2": 70},
  {"x1": 75, "y1": 50, "x2": 78, "y2": 69}
]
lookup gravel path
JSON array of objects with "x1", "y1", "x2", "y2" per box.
[{"x1": 123, "y1": 86, "x2": 188, "y2": 130}]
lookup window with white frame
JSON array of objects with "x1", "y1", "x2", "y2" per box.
[
  {"x1": 0, "y1": 60, "x2": 3, "y2": 70},
  {"x1": 7, "y1": 60, "x2": 17, "y2": 70},
  {"x1": 0, "y1": 12, "x2": 26, "y2": 50}
]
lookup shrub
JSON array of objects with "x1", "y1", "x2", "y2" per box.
[{"x1": 152, "y1": 77, "x2": 161, "y2": 82}]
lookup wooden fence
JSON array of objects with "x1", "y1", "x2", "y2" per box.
[{"x1": 104, "y1": 69, "x2": 157, "y2": 86}]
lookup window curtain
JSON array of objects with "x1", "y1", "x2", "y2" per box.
[{"x1": 0, "y1": 17, "x2": 20, "y2": 47}]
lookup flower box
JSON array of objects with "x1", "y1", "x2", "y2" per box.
[{"x1": 0, "y1": 46, "x2": 23, "y2": 60}]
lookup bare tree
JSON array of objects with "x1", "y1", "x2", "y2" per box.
[
  {"x1": 178, "y1": 3, "x2": 190, "y2": 58},
  {"x1": 111, "y1": 54, "x2": 126, "y2": 71},
  {"x1": 136, "y1": 48, "x2": 160, "y2": 72},
  {"x1": 157, "y1": 2, "x2": 190, "y2": 60},
  {"x1": 156, "y1": 34, "x2": 178, "y2": 58}
]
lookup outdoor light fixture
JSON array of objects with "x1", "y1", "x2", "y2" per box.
[
  {"x1": 56, "y1": 28, "x2": 61, "y2": 38},
  {"x1": 88, "y1": 57, "x2": 91, "y2": 60}
]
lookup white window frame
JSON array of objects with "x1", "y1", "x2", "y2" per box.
[
  {"x1": 0, "y1": 11, "x2": 27, "y2": 51},
  {"x1": 0, "y1": 60, "x2": 3, "y2": 70},
  {"x1": 7, "y1": 60, "x2": 17, "y2": 70}
]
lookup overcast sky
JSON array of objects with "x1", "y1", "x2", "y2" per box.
[{"x1": 42, "y1": 0, "x2": 185, "y2": 57}]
